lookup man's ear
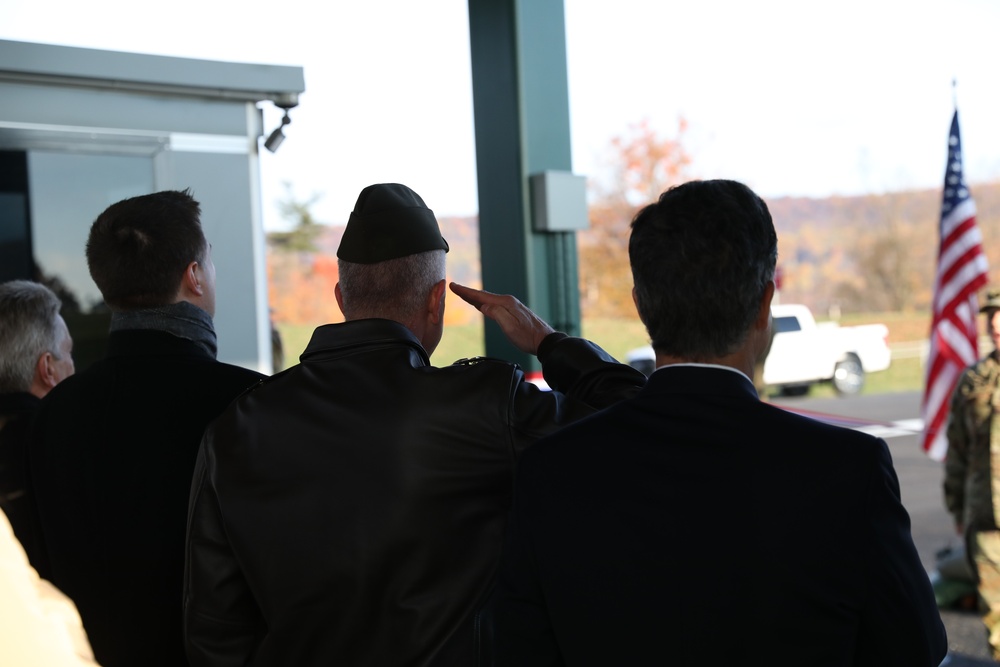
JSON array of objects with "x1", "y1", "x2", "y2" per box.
[
  {"x1": 756, "y1": 280, "x2": 776, "y2": 330},
  {"x1": 181, "y1": 260, "x2": 204, "y2": 298},
  {"x1": 34, "y1": 352, "x2": 58, "y2": 392},
  {"x1": 427, "y1": 279, "x2": 447, "y2": 324},
  {"x1": 335, "y1": 283, "x2": 345, "y2": 317}
]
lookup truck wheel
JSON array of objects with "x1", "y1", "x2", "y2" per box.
[{"x1": 833, "y1": 354, "x2": 864, "y2": 396}]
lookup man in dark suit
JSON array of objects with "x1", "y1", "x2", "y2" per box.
[
  {"x1": 494, "y1": 179, "x2": 947, "y2": 666},
  {"x1": 29, "y1": 190, "x2": 265, "y2": 667}
]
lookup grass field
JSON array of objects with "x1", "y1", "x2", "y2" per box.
[{"x1": 275, "y1": 310, "x2": 936, "y2": 397}]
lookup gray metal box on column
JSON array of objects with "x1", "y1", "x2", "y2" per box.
[{"x1": 530, "y1": 171, "x2": 588, "y2": 232}]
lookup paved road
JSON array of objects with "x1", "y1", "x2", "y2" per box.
[{"x1": 772, "y1": 391, "x2": 995, "y2": 665}]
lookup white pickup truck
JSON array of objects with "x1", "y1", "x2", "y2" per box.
[{"x1": 626, "y1": 303, "x2": 892, "y2": 396}]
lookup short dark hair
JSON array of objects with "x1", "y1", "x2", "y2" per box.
[
  {"x1": 0, "y1": 280, "x2": 64, "y2": 392},
  {"x1": 86, "y1": 189, "x2": 206, "y2": 310},
  {"x1": 629, "y1": 180, "x2": 777, "y2": 360},
  {"x1": 337, "y1": 250, "x2": 446, "y2": 322}
]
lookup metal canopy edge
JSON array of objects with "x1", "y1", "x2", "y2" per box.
[{"x1": 0, "y1": 39, "x2": 305, "y2": 106}]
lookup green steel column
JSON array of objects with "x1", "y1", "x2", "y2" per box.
[{"x1": 468, "y1": 0, "x2": 581, "y2": 370}]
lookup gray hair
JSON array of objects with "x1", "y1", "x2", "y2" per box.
[
  {"x1": 0, "y1": 280, "x2": 65, "y2": 393},
  {"x1": 338, "y1": 250, "x2": 446, "y2": 322}
]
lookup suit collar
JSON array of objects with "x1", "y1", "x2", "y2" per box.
[
  {"x1": 644, "y1": 365, "x2": 759, "y2": 401},
  {"x1": 654, "y1": 361, "x2": 754, "y2": 385}
]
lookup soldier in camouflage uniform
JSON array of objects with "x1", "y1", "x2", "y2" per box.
[{"x1": 945, "y1": 289, "x2": 1000, "y2": 659}]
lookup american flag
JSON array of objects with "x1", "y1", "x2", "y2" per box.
[{"x1": 921, "y1": 110, "x2": 990, "y2": 461}]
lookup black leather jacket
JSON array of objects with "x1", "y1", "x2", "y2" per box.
[{"x1": 184, "y1": 319, "x2": 645, "y2": 666}]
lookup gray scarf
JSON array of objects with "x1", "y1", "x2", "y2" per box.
[{"x1": 110, "y1": 301, "x2": 218, "y2": 359}]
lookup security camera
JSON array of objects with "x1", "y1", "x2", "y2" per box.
[
  {"x1": 264, "y1": 110, "x2": 292, "y2": 153},
  {"x1": 264, "y1": 126, "x2": 286, "y2": 153}
]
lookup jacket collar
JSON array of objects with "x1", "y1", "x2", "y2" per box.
[
  {"x1": 643, "y1": 365, "x2": 759, "y2": 401},
  {"x1": 302, "y1": 319, "x2": 430, "y2": 365},
  {"x1": 105, "y1": 329, "x2": 216, "y2": 361},
  {"x1": 0, "y1": 391, "x2": 40, "y2": 417}
]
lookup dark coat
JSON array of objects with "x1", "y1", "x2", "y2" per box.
[
  {"x1": 183, "y1": 319, "x2": 646, "y2": 667},
  {"x1": 29, "y1": 329, "x2": 264, "y2": 667},
  {"x1": 0, "y1": 391, "x2": 43, "y2": 567},
  {"x1": 495, "y1": 365, "x2": 948, "y2": 667}
]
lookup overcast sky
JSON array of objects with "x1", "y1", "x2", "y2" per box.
[{"x1": 2, "y1": 0, "x2": 998, "y2": 230}]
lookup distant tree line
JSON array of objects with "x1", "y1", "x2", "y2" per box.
[
  {"x1": 769, "y1": 184, "x2": 1000, "y2": 316},
  {"x1": 265, "y1": 126, "x2": 1000, "y2": 326},
  {"x1": 576, "y1": 118, "x2": 1000, "y2": 318}
]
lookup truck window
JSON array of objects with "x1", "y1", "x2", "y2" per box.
[{"x1": 774, "y1": 316, "x2": 801, "y2": 334}]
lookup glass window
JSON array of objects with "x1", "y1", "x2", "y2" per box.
[
  {"x1": 773, "y1": 315, "x2": 801, "y2": 334},
  {"x1": 0, "y1": 151, "x2": 32, "y2": 283},
  {"x1": 28, "y1": 152, "x2": 154, "y2": 370}
]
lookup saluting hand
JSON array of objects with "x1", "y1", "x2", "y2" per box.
[{"x1": 449, "y1": 282, "x2": 556, "y2": 356}]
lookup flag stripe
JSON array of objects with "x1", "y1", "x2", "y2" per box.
[
  {"x1": 923, "y1": 360, "x2": 959, "y2": 459},
  {"x1": 939, "y1": 307, "x2": 979, "y2": 366},
  {"x1": 939, "y1": 218, "x2": 983, "y2": 278},
  {"x1": 941, "y1": 198, "x2": 978, "y2": 238},
  {"x1": 927, "y1": 427, "x2": 949, "y2": 461},
  {"x1": 939, "y1": 221, "x2": 985, "y2": 277},
  {"x1": 936, "y1": 254, "x2": 990, "y2": 315}
]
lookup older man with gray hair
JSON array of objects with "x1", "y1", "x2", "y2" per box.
[{"x1": 0, "y1": 279, "x2": 74, "y2": 566}]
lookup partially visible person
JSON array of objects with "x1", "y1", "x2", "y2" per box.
[
  {"x1": 0, "y1": 280, "x2": 74, "y2": 567},
  {"x1": 0, "y1": 507, "x2": 99, "y2": 667},
  {"x1": 945, "y1": 288, "x2": 1000, "y2": 660},
  {"x1": 29, "y1": 190, "x2": 265, "y2": 667},
  {"x1": 269, "y1": 312, "x2": 284, "y2": 372},
  {"x1": 183, "y1": 183, "x2": 645, "y2": 666},
  {"x1": 494, "y1": 179, "x2": 946, "y2": 666}
]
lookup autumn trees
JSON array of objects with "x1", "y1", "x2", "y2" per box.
[
  {"x1": 266, "y1": 186, "x2": 343, "y2": 327},
  {"x1": 769, "y1": 185, "x2": 1000, "y2": 316},
  {"x1": 579, "y1": 118, "x2": 1000, "y2": 318},
  {"x1": 578, "y1": 118, "x2": 692, "y2": 318},
  {"x1": 264, "y1": 121, "x2": 1000, "y2": 331}
]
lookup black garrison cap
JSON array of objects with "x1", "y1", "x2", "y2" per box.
[{"x1": 336, "y1": 183, "x2": 449, "y2": 264}]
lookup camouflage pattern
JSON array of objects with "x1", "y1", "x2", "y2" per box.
[
  {"x1": 973, "y1": 530, "x2": 1000, "y2": 660},
  {"x1": 945, "y1": 352, "x2": 1000, "y2": 531},
  {"x1": 945, "y1": 351, "x2": 1000, "y2": 658}
]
